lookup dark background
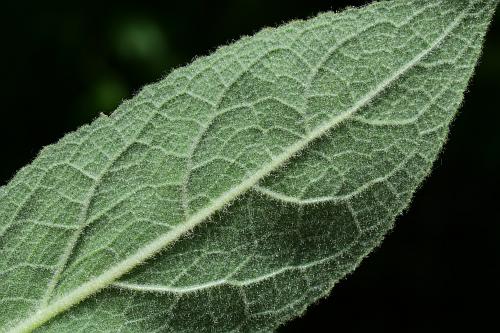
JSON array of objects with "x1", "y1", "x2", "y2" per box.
[{"x1": 1, "y1": 1, "x2": 498, "y2": 332}]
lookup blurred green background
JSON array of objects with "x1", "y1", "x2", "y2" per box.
[{"x1": 0, "y1": 1, "x2": 499, "y2": 332}]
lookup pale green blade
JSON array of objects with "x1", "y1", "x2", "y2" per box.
[{"x1": 0, "y1": 0, "x2": 497, "y2": 332}]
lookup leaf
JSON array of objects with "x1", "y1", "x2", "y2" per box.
[{"x1": 0, "y1": 0, "x2": 497, "y2": 332}]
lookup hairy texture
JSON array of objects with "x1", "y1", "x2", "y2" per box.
[{"x1": 0, "y1": 0, "x2": 497, "y2": 332}]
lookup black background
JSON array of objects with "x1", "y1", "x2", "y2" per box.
[{"x1": 1, "y1": 1, "x2": 499, "y2": 332}]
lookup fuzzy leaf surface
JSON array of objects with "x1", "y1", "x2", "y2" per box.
[{"x1": 0, "y1": 0, "x2": 497, "y2": 332}]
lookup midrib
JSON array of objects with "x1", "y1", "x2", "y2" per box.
[{"x1": 8, "y1": 6, "x2": 468, "y2": 333}]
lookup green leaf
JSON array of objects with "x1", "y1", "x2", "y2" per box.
[{"x1": 1, "y1": 0, "x2": 497, "y2": 332}]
